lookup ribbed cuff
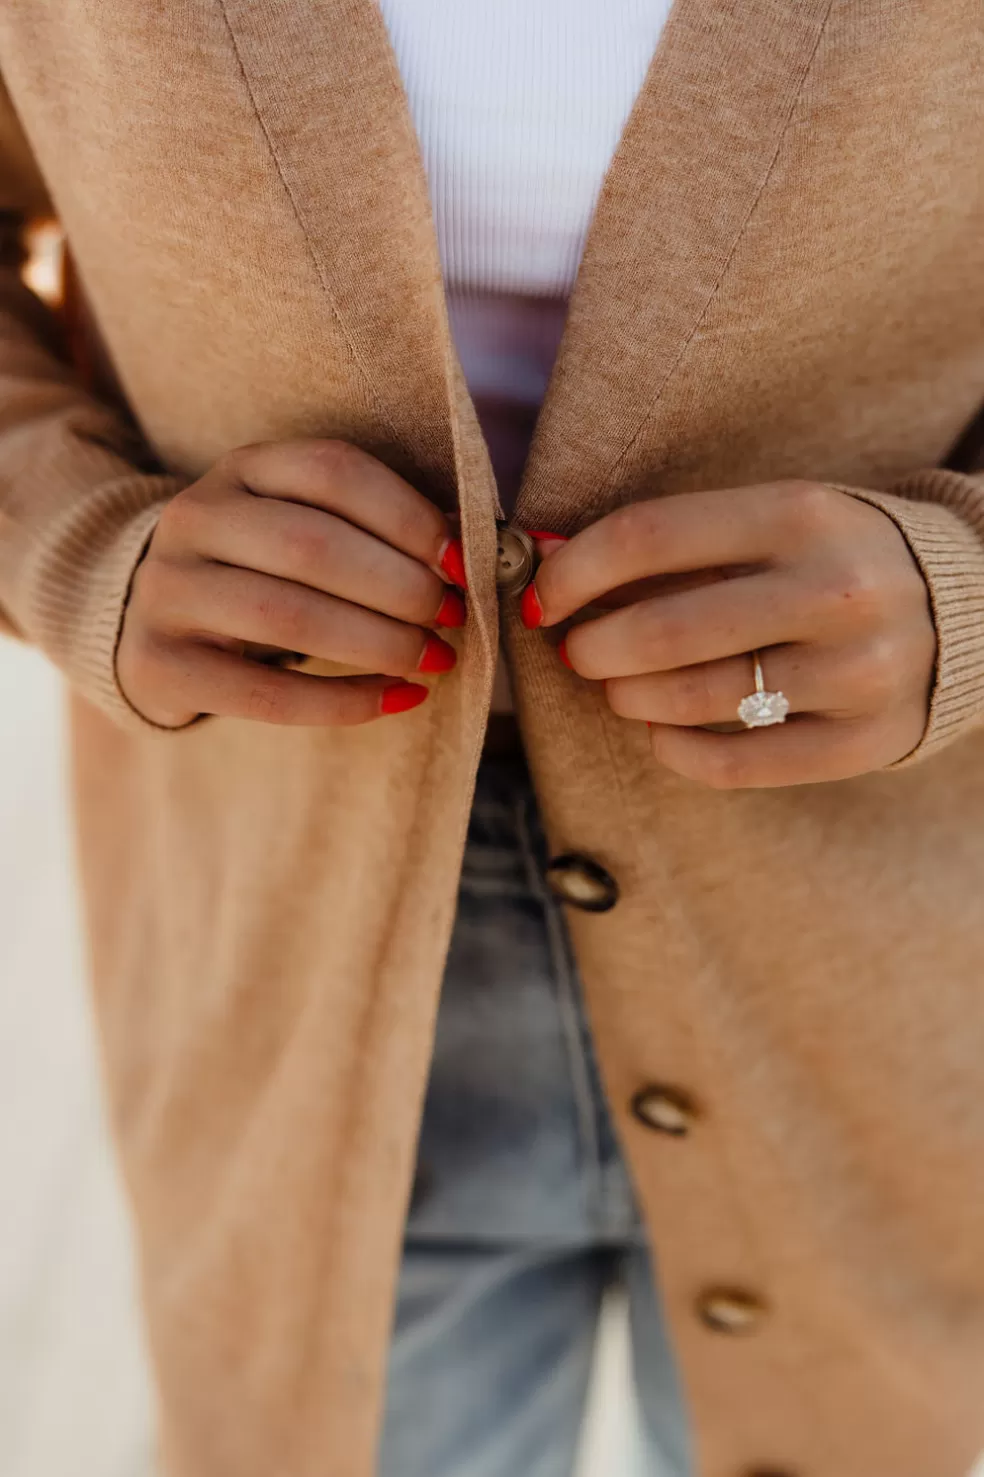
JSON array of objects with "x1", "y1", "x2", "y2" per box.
[
  {"x1": 832, "y1": 470, "x2": 984, "y2": 768},
  {"x1": 22, "y1": 465, "x2": 191, "y2": 734}
]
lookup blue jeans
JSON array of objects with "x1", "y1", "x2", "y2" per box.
[{"x1": 379, "y1": 758, "x2": 692, "y2": 1477}]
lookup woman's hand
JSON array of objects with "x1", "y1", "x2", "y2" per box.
[
  {"x1": 525, "y1": 480, "x2": 937, "y2": 788},
  {"x1": 117, "y1": 439, "x2": 467, "y2": 728}
]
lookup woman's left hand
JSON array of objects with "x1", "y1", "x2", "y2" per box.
[{"x1": 526, "y1": 480, "x2": 937, "y2": 788}]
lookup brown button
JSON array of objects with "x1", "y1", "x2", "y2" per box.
[
  {"x1": 631, "y1": 1085, "x2": 698, "y2": 1137},
  {"x1": 495, "y1": 524, "x2": 535, "y2": 594},
  {"x1": 696, "y1": 1286, "x2": 767, "y2": 1335},
  {"x1": 545, "y1": 853, "x2": 619, "y2": 912}
]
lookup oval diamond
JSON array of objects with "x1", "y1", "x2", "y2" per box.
[{"x1": 737, "y1": 690, "x2": 790, "y2": 727}]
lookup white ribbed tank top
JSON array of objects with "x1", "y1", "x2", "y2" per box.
[{"x1": 377, "y1": 0, "x2": 672, "y2": 508}]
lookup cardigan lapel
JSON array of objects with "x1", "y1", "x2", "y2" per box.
[
  {"x1": 215, "y1": 0, "x2": 479, "y2": 505},
  {"x1": 216, "y1": 0, "x2": 501, "y2": 646},
  {"x1": 515, "y1": 0, "x2": 836, "y2": 533}
]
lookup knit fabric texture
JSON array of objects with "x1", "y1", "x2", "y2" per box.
[{"x1": 0, "y1": 4, "x2": 983, "y2": 1477}]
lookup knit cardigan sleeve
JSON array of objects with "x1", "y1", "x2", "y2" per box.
[
  {"x1": 0, "y1": 82, "x2": 183, "y2": 733},
  {"x1": 833, "y1": 446, "x2": 984, "y2": 767}
]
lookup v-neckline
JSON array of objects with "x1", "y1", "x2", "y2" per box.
[{"x1": 219, "y1": 0, "x2": 835, "y2": 532}]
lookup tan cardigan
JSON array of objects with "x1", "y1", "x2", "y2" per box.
[{"x1": 2, "y1": 3, "x2": 984, "y2": 1475}]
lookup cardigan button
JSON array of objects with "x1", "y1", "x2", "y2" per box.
[
  {"x1": 696, "y1": 1287, "x2": 767, "y2": 1335},
  {"x1": 495, "y1": 524, "x2": 536, "y2": 593},
  {"x1": 545, "y1": 853, "x2": 619, "y2": 912},
  {"x1": 631, "y1": 1084, "x2": 698, "y2": 1137}
]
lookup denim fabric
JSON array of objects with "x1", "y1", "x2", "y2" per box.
[{"x1": 379, "y1": 758, "x2": 692, "y2": 1477}]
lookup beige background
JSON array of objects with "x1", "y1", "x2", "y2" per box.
[{"x1": 0, "y1": 637, "x2": 646, "y2": 1477}]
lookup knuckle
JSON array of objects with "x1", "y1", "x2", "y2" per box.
[
  {"x1": 118, "y1": 628, "x2": 185, "y2": 715},
  {"x1": 701, "y1": 743, "x2": 746, "y2": 790},
  {"x1": 851, "y1": 636, "x2": 905, "y2": 707},
  {"x1": 214, "y1": 445, "x2": 255, "y2": 484},
  {"x1": 157, "y1": 487, "x2": 204, "y2": 544},
  {"x1": 809, "y1": 555, "x2": 886, "y2": 623},
  {"x1": 775, "y1": 479, "x2": 839, "y2": 540},
  {"x1": 840, "y1": 557, "x2": 886, "y2": 612},
  {"x1": 244, "y1": 680, "x2": 289, "y2": 724},
  {"x1": 394, "y1": 497, "x2": 444, "y2": 556},
  {"x1": 836, "y1": 716, "x2": 893, "y2": 774},
  {"x1": 412, "y1": 567, "x2": 444, "y2": 619},
  {"x1": 130, "y1": 553, "x2": 182, "y2": 617},
  {"x1": 219, "y1": 440, "x2": 285, "y2": 490},
  {"x1": 638, "y1": 605, "x2": 679, "y2": 663},
  {"x1": 310, "y1": 437, "x2": 364, "y2": 482},
  {"x1": 257, "y1": 587, "x2": 311, "y2": 647},
  {"x1": 603, "y1": 678, "x2": 633, "y2": 718},
  {"x1": 332, "y1": 684, "x2": 380, "y2": 727},
  {"x1": 609, "y1": 500, "x2": 663, "y2": 559},
  {"x1": 817, "y1": 557, "x2": 887, "y2": 624},
  {"x1": 280, "y1": 522, "x2": 331, "y2": 576},
  {"x1": 670, "y1": 666, "x2": 715, "y2": 723}
]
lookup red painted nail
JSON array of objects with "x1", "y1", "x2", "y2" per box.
[
  {"x1": 434, "y1": 589, "x2": 467, "y2": 628},
  {"x1": 380, "y1": 682, "x2": 429, "y2": 716},
  {"x1": 418, "y1": 633, "x2": 458, "y2": 673},
  {"x1": 525, "y1": 530, "x2": 569, "y2": 543},
  {"x1": 439, "y1": 537, "x2": 468, "y2": 590},
  {"x1": 520, "y1": 582, "x2": 543, "y2": 629},
  {"x1": 557, "y1": 637, "x2": 573, "y2": 670}
]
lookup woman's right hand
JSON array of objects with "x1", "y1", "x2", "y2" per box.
[{"x1": 116, "y1": 439, "x2": 467, "y2": 728}]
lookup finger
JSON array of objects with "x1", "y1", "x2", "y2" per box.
[
  {"x1": 646, "y1": 713, "x2": 908, "y2": 789},
  {"x1": 535, "y1": 483, "x2": 808, "y2": 624},
  {"x1": 151, "y1": 560, "x2": 455, "y2": 677},
  {"x1": 564, "y1": 571, "x2": 811, "y2": 679},
  {"x1": 189, "y1": 496, "x2": 451, "y2": 626},
  {"x1": 142, "y1": 639, "x2": 426, "y2": 727},
  {"x1": 605, "y1": 642, "x2": 882, "y2": 727},
  {"x1": 217, "y1": 439, "x2": 452, "y2": 571}
]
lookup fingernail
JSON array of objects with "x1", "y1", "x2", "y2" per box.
[
  {"x1": 557, "y1": 637, "x2": 573, "y2": 670},
  {"x1": 418, "y1": 633, "x2": 457, "y2": 673},
  {"x1": 380, "y1": 682, "x2": 430, "y2": 716},
  {"x1": 525, "y1": 530, "x2": 569, "y2": 545},
  {"x1": 439, "y1": 537, "x2": 467, "y2": 590},
  {"x1": 434, "y1": 589, "x2": 467, "y2": 628},
  {"x1": 520, "y1": 583, "x2": 543, "y2": 629}
]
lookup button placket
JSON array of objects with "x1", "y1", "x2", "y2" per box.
[{"x1": 505, "y1": 524, "x2": 785, "y2": 1477}]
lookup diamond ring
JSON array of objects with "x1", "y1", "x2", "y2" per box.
[{"x1": 737, "y1": 651, "x2": 790, "y2": 728}]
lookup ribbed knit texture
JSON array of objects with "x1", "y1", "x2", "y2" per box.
[
  {"x1": 834, "y1": 473, "x2": 984, "y2": 764},
  {"x1": 377, "y1": 0, "x2": 674, "y2": 296},
  {"x1": 377, "y1": 0, "x2": 673, "y2": 512},
  {"x1": 0, "y1": 270, "x2": 182, "y2": 730}
]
